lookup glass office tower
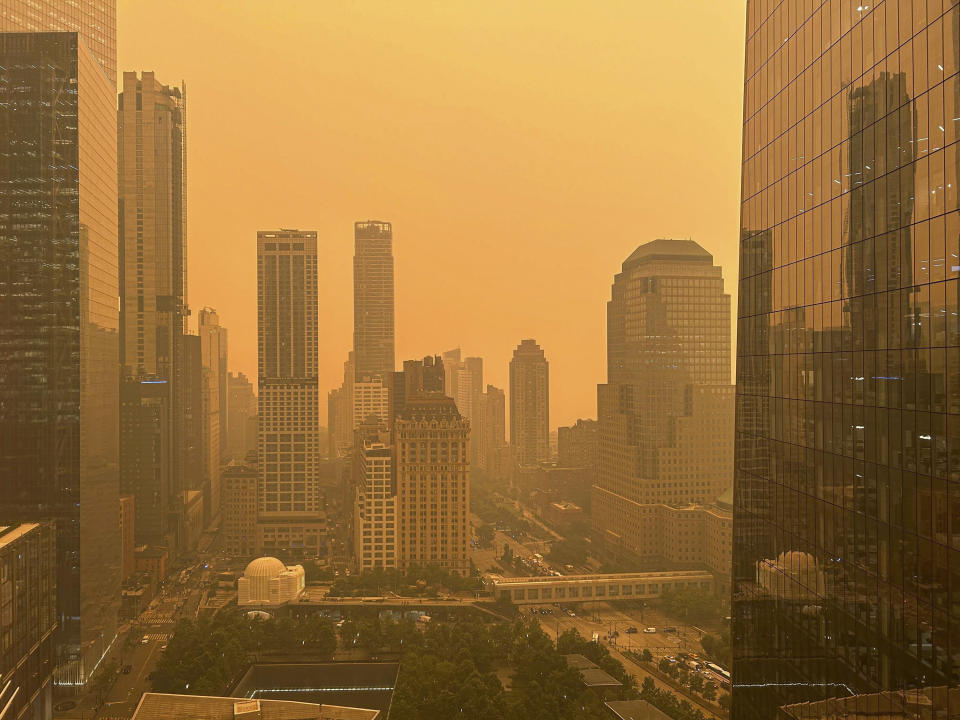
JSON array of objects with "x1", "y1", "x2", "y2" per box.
[
  {"x1": 734, "y1": 2, "x2": 960, "y2": 717},
  {"x1": 0, "y1": 32, "x2": 120, "y2": 685}
]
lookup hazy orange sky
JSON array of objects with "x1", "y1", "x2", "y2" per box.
[{"x1": 118, "y1": 1, "x2": 746, "y2": 427}]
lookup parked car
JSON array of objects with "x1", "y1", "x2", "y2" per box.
[
  {"x1": 663, "y1": 626, "x2": 678, "y2": 633},
  {"x1": 625, "y1": 626, "x2": 638, "y2": 634},
  {"x1": 643, "y1": 627, "x2": 657, "y2": 634}
]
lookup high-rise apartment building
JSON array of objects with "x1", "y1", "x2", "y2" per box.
[
  {"x1": 227, "y1": 371, "x2": 257, "y2": 461},
  {"x1": 593, "y1": 240, "x2": 734, "y2": 564},
  {"x1": 733, "y1": 3, "x2": 960, "y2": 718},
  {"x1": 0, "y1": 523, "x2": 56, "y2": 720},
  {"x1": 0, "y1": 0, "x2": 116, "y2": 82},
  {"x1": 353, "y1": 220, "x2": 395, "y2": 381},
  {"x1": 479, "y1": 385, "x2": 506, "y2": 475},
  {"x1": 198, "y1": 308, "x2": 227, "y2": 526},
  {"x1": 353, "y1": 376, "x2": 390, "y2": 429},
  {"x1": 0, "y1": 31, "x2": 120, "y2": 684},
  {"x1": 509, "y1": 339, "x2": 550, "y2": 467},
  {"x1": 558, "y1": 418, "x2": 598, "y2": 470},
  {"x1": 221, "y1": 461, "x2": 258, "y2": 558},
  {"x1": 256, "y1": 230, "x2": 323, "y2": 558},
  {"x1": 353, "y1": 429, "x2": 397, "y2": 572},
  {"x1": 389, "y1": 355, "x2": 445, "y2": 424},
  {"x1": 328, "y1": 352, "x2": 355, "y2": 459},
  {"x1": 396, "y1": 395, "x2": 470, "y2": 575},
  {"x1": 117, "y1": 71, "x2": 188, "y2": 555}
]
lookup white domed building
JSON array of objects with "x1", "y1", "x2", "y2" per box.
[{"x1": 237, "y1": 556, "x2": 305, "y2": 606}]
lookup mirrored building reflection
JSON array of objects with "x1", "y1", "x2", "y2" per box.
[{"x1": 734, "y1": 2, "x2": 960, "y2": 718}]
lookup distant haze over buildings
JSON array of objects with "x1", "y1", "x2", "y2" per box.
[{"x1": 115, "y1": 1, "x2": 745, "y2": 426}]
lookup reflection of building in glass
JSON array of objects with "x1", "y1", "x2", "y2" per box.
[
  {"x1": 256, "y1": 230, "x2": 324, "y2": 558},
  {"x1": 593, "y1": 240, "x2": 733, "y2": 567},
  {"x1": 0, "y1": 0, "x2": 116, "y2": 82},
  {"x1": 0, "y1": 32, "x2": 120, "y2": 685},
  {"x1": 733, "y1": 3, "x2": 960, "y2": 718},
  {"x1": 510, "y1": 339, "x2": 550, "y2": 467}
]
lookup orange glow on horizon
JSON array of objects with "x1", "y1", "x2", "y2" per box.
[{"x1": 118, "y1": 0, "x2": 746, "y2": 426}]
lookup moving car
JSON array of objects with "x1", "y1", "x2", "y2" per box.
[
  {"x1": 643, "y1": 627, "x2": 657, "y2": 634},
  {"x1": 625, "y1": 626, "x2": 638, "y2": 634}
]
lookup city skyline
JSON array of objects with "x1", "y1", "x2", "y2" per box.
[{"x1": 114, "y1": 0, "x2": 746, "y2": 427}]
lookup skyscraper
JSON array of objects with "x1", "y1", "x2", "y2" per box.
[
  {"x1": 117, "y1": 71, "x2": 187, "y2": 554},
  {"x1": 509, "y1": 339, "x2": 550, "y2": 467},
  {"x1": 353, "y1": 220, "x2": 395, "y2": 381},
  {"x1": 226, "y1": 371, "x2": 257, "y2": 461},
  {"x1": 353, "y1": 427, "x2": 396, "y2": 572},
  {"x1": 0, "y1": 31, "x2": 120, "y2": 684},
  {"x1": 593, "y1": 240, "x2": 734, "y2": 565},
  {"x1": 0, "y1": 0, "x2": 116, "y2": 82},
  {"x1": 479, "y1": 385, "x2": 506, "y2": 475},
  {"x1": 733, "y1": 3, "x2": 960, "y2": 718},
  {"x1": 198, "y1": 308, "x2": 227, "y2": 527},
  {"x1": 256, "y1": 230, "x2": 323, "y2": 558},
  {"x1": 396, "y1": 395, "x2": 470, "y2": 575}
]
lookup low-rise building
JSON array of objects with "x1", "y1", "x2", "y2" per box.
[
  {"x1": 0, "y1": 523, "x2": 56, "y2": 720},
  {"x1": 486, "y1": 569, "x2": 713, "y2": 605},
  {"x1": 237, "y1": 557, "x2": 305, "y2": 606}
]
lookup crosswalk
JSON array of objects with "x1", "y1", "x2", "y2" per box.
[{"x1": 143, "y1": 633, "x2": 168, "y2": 642}]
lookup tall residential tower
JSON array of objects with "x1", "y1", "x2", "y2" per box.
[
  {"x1": 509, "y1": 339, "x2": 550, "y2": 467},
  {"x1": 353, "y1": 220, "x2": 395, "y2": 381},
  {"x1": 256, "y1": 230, "x2": 324, "y2": 557}
]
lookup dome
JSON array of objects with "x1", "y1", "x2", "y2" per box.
[{"x1": 244, "y1": 556, "x2": 286, "y2": 579}]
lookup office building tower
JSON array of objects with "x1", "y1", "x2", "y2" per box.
[
  {"x1": 256, "y1": 230, "x2": 323, "y2": 558},
  {"x1": 198, "y1": 308, "x2": 227, "y2": 525},
  {"x1": 446, "y1": 355, "x2": 484, "y2": 466},
  {"x1": 0, "y1": 32, "x2": 120, "y2": 684},
  {"x1": 199, "y1": 308, "x2": 229, "y2": 460},
  {"x1": 227, "y1": 372, "x2": 257, "y2": 461},
  {"x1": 593, "y1": 239, "x2": 734, "y2": 564},
  {"x1": 353, "y1": 427, "x2": 396, "y2": 572},
  {"x1": 328, "y1": 352, "x2": 355, "y2": 459},
  {"x1": 119, "y1": 377, "x2": 171, "y2": 548},
  {"x1": 390, "y1": 355, "x2": 445, "y2": 423},
  {"x1": 479, "y1": 385, "x2": 506, "y2": 474},
  {"x1": 117, "y1": 71, "x2": 187, "y2": 556},
  {"x1": 396, "y1": 395, "x2": 470, "y2": 575},
  {"x1": 558, "y1": 418, "x2": 598, "y2": 470},
  {"x1": 118, "y1": 495, "x2": 135, "y2": 581},
  {"x1": 353, "y1": 221, "x2": 395, "y2": 381},
  {"x1": 442, "y1": 348, "x2": 461, "y2": 398},
  {"x1": 733, "y1": 3, "x2": 960, "y2": 718},
  {"x1": 0, "y1": 0, "x2": 116, "y2": 82},
  {"x1": 221, "y1": 461, "x2": 258, "y2": 558},
  {"x1": 0, "y1": 523, "x2": 56, "y2": 720},
  {"x1": 509, "y1": 339, "x2": 550, "y2": 467}
]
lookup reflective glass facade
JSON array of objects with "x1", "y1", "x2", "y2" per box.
[
  {"x1": 0, "y1": 32, "x2": 120, "y2": 684},
  {"x1": 0, "y1": 0, "x2": 116, "y2": 84},
  {"x1": 734, "y1": 1, "x2": 960, "y2": 718},
  {"x1": 0, "y1": 523, "x2": 56, "y2": 720}
]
